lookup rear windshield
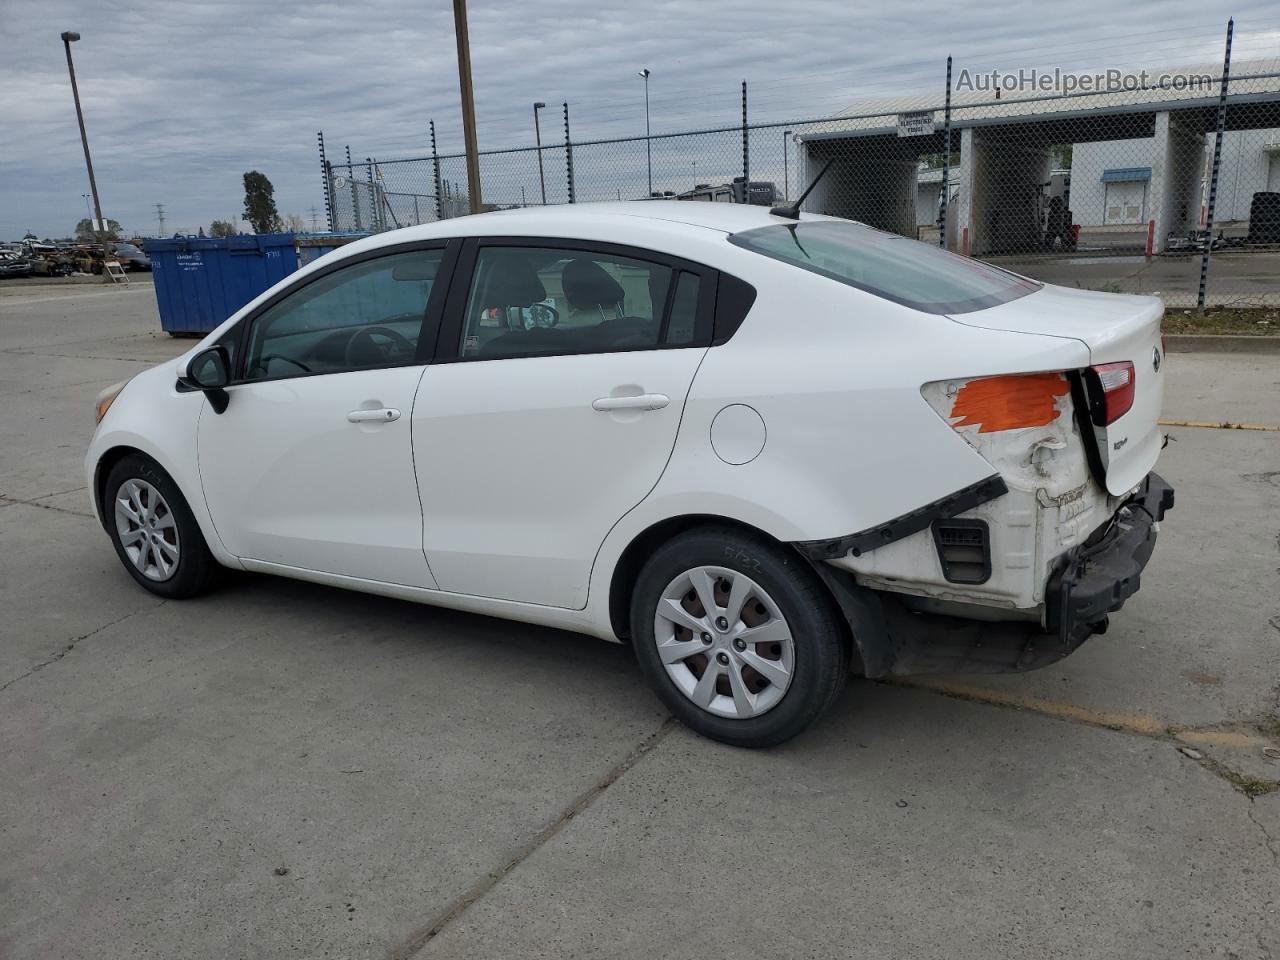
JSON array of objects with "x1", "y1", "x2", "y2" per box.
[{"x1": 728, "y1": 220, "x2": 1038, "y2": 314}]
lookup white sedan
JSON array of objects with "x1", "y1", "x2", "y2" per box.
[{"x1": 87, "y1": 202, "x2": 1173, "y2": 746}]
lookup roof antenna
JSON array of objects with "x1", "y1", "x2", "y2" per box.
[{"x1": 770, "y1": 158, "x2": 833, "y2": 219}]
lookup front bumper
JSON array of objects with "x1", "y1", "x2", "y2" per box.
[{"x1": 1045, "y1": 471, "x2": 1174, "y2": 646}]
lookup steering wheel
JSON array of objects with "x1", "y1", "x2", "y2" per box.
[{"x1": 344, "y1": 325, "x2": 415, "y2": 367}]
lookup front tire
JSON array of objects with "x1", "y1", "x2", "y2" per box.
[
  {"x1": 631, "y1": 526, "x2": 848, "y2": 747},
  {"x1": 104, "y1": 453, "x2": 219, "y2": 598}
]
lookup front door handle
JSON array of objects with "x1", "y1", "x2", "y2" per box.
[
  {"x1": 592, "y1": 393, "x2": 670, "y2": 412},
  {"x1": 347, "y1": 407, "x2": 401, "y2": 423}
]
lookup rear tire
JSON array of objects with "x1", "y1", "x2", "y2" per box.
[
  {"x1": 631, "y1": 525, "x2": 848, "y2": 747},
  {"x1": 104, "y1": 453, "x2": 219, "y2": 599}
]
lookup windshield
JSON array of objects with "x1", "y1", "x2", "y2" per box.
[{"x1": 729, "y1": 220, "x2": 1039, "y2": 314}]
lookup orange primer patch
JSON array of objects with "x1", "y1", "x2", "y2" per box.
[{"x1": 950, "y1": 374, "x2": 1069, "y2": 433}]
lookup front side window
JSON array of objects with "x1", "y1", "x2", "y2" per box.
[
  {"x1": 459, "y1": 246, "x2": 699, "y2": 360},
  {"x1": 244, "y1": 249, "x2": 443, "y2": 380},
  {"x1": 729, "y1": 220, "x2": 1039, "y2": 314}
]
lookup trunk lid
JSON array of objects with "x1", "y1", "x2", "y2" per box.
[{"x1": 947, "y1": 283, "x2": 1165, "y2": 495}]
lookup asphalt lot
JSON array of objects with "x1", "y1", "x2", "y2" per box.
[{"x1": 1, "y1": 281, "x2": 1278, "y2": 959}]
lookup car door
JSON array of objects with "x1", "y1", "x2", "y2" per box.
[
  {"x1": 413, "y1": 237, "x2": 717, "y2": 609},
  {"x1": 198, "y1": 243, "x2": 454, "y2": 587}
]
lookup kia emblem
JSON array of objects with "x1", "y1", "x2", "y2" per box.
[{"x1": 1152, "y1": 346, "x2": 1161, "y2": 372}]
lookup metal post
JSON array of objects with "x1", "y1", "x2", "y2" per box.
[
  {"x1": 430, "y1": 120, "x2": 443, "y2": 221},
  {"x1": 452, "y1": 0, "x2": 483, "y2": 213},
  {"x1": 365, "y1": 158, "x2": 377, "y2": 231},
  {"x1": 317, "y1": 131, "x2": 334, "y2": 231},
  {"x1": 533, "y1": 102, "x2": 547, "y2": 205},
  {"x1": 1198, "y1": 18, "x2": 1233, "y2": 312},
  {"x1": 782, "y1": 129, "x2": 791, "y2": 201},
  {"x1": 940, "y1": 55, "x2": 953, "y2": 249},
  {"x1": 640, "y1": 69, "x2": 652, "y2": 196},
  {"x1": 60, "y1": 31, "x2": 111, "y2": 281},
  {"x1": 564, "y1": 102, "x2": 575, "y2": 204},
  {"x1": 347, "y1": 145, "x2": 363, "y2": 232},
  {"x1": 741, "y1": 81, "x2": 749, "y2": 204}
]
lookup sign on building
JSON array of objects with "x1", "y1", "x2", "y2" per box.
[{"x1": 896, "y1": 111, "x2": 936, "y2": 137}]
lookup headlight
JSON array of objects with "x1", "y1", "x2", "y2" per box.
[{"x1": 94, "y1": 379, "x2": 131, "y2": 424}]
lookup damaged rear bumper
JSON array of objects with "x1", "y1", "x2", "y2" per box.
[
  {"x1": 806, "y1": 472, "x2": 1174, "y2": 677},
  {"x1": 1044, "y1": 470, "x2": 1174, "y2": 646}
]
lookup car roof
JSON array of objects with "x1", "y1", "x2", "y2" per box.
[
  {"x1": 322, "y1": 202, "x2": 835, "y2": 270},
  {"x1": 480, "y1": 200, "x2": 796, "y2": 233},
  {"x1": 376, "y1": 201, "x2": 828, "y2": 243}
]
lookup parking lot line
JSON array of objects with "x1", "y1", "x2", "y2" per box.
[
  {"x1": 893, "y1": 677, "x2": 1170, "y2": 736},
  {"x1": 1160, "y1": 418, "x2": 1280, "y2": 431}
]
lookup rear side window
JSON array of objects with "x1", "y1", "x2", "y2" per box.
[
  {"x1": 458, "y1": 246, "x2": 702, "y2": 360},
  {"x1": 729, "y1": 220, "x2": 1038, "y2": 314}
]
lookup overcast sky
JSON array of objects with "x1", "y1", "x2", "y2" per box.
[{"x1": 0, "y1": 0, "x2": 1270, "y2": 239}]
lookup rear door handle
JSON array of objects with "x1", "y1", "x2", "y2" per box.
[
  {"x1": 592, "y1": 393, "x2": 670, "y2": 412},
  {"x1": 347, "y1": 407, "x2": 401, "y2": 423}
]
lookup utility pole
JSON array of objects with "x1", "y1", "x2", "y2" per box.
[
  {"x1": 533, "y1": 102, "x2": 547, "y2": 205},
  {"x1": 451, "y1": 0, "x2": 482, "y2": 213},
  {"x1": 154, "y1": 203, "x2": 166, "y2": 236},
  {"x1": 309, "y1": 206, "x2": 319, "y2": 231},
  {"x1": 60, "y1": 31, "x2": 111, "y2": 280}
]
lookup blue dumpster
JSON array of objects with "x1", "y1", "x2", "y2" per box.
[{"x1": 147, "y1": 232, "x2": 365, "y2": 334}]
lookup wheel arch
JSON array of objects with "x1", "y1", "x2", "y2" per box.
[
  {"x1": 608, "y1": 515, "x2": 765, "y2": 641},
  {"x1": 608, "y1": 512, "x2": 894, "y2": 677},
  {"x1": 93, "y1": 444, "x2": 148, "y2": 529},
  {"x1": 605, "y1": 513, "x2": 857, "y2": 653}
]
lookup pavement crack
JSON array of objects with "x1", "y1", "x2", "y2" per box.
[
  {"x1": 389, "y1": 717, "x2": 676, "y2": 959},
  {"x1": 0, "y1": 494, "x2": 94, "y2": 519},
  {"x1": 0, "y1": 604, "x2": 165, "y2": 695},
  {"x1": 1247, "y1": 803, "x2": 1280, "y2": 868}
]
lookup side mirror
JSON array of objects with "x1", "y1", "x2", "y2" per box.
[{"x1": 180, "y1": 345, "x2": 231, "y2": 413}]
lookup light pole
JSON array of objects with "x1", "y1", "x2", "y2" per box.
[
  {"x1": 782, "y1": 130, "x2": 792, "y2": 201},
  {"x1": 533, "y1": 102, "x2": 547, "y2": 205},
  {"x1": 639, "y1": 69, "x2": 652, "y2": 196},
  {"x1": 81, "y1": 193, "x2": 92, "y2": 220},
  {"x1": 61, "y1": 31, "x2": 111, "y2": 280}
]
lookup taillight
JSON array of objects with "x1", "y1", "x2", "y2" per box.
[
  {"x1": 1085, "y1": 361, "x2": 1135, "y2": 426},
  {"x1": 944, "y1": 372, "x2": 1069, "y2": 433}
]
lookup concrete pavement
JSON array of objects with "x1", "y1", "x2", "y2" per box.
[{"x1": 1, "y1": 282, "x2": 1277, "y2": 959}]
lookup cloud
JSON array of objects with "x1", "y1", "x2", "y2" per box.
[{"x1": 0, "y1": 0, "x2": 1265, "y2": 238}]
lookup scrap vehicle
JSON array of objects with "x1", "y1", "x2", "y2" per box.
[{"x1": 0, "y1": 250, "x2": 34, "y2": 278}]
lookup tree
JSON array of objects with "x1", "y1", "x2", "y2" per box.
[
  {"x1": 23, "y1": 231, "x2": 37, "y2": 240},
  {"x1": 281, "y1": 213, "x2": 306, "y2": 233},
  {"x1": 74, "y1": 218, "x2": 121, "y2": 241},
  {"x1": 209, "y1": 220, "x2": 237, "y2": 237},
  {"x1": 242, "y1": 171, "x2": 281, "y2": 234}
]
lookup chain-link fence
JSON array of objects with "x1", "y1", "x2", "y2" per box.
[{"x1": 320, "y1": 46, "x2": 1280, "y2": 309}]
